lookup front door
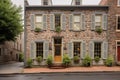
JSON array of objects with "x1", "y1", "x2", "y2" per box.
[
  {"x1": 54, "y1": 38, "x2": 62, "y2": 63},
  {"x1": 117, "y1": 46, "x2": 120, "y2": 62}
]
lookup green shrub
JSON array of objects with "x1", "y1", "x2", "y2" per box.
[
  {"x1": 34, "y1": 27, "x2": 41, "y2": 32},
  {"x1": 19, "y1": 53, "x2": 24, "y2": 62},
  {"x1": 82, "y1": 54, "x2": 92, "y2": 67},
  {"x1": 55, "y1": 26, "x2": 61, "y2": 33},
  {"x1": 46, "y1": 55, "x2": 53, "y2": 67},
  {"x1": 73, "y1": 56, "x2": 80, "y2": 64},
  {"x1": 105, "y1": 56, "x2": 114, "y2": 67},
  {"x1": 36, "y1": 56, "x2": 43, "y2": 65},
  {"x1": 62, "y1": 54, "x2": 71, "y2": 67},
  {"x1": 26, "y1": 58, "x2": 33, "y2": 68},
  {"x1": 96, "y1": 27, "x2": 103, "y2": 34},
  {"x1": 94, "y1": 56, "x2": 100, "y2": 63}
]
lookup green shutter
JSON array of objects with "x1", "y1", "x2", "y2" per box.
[
  {"x1": 61, "y1": 14, "x2": 66, "y2": 31},
  {"x1": 69, "y1": 14, "x2": 73, "y2": 30},
  {"x1": 91, "y1": 14, "x2": 95, "y2": 30},
  {"x1": 31, "y1": 14, "x2": 35, "y2": 30},
  {"x1": 43, "y1": 14, "x2": 47, "y2": 30},
  {"x1": 102, "y1": 14, "x2": 107, "y2": 30},
  {"x1": 81, "y1": 41, "x2": 86, "y2": 59},
  {"x1": 81, "y1": 14, "x2": 85, "y2": 31},
  {"x1": 68, "y1": 42, "x2": 73, "y2": 59},
  {"x1": 50, "y1": 14, "x2": 55, "y2": 30},
  {"x1": 89, "y1": 41, "x2": 94, "y2": 59},
  {"x1": 43, "y1": 41, "x2": 49, "y2": 59},
  {"x1": 30, "y1": 42, "x2": 36, "y2": 59},
  {"x1": 102, "y1": 41, "x2": 108, "y2": 59}
]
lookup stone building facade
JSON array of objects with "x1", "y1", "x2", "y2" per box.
[
  {"x1": 0, "y1": 33, "x2": 24, "y2": 63},
  {"x1": 100, "y1": 0, "x2": 120, "y2": 64},
  {"x1": 24, "y1": 0, "x2": 110, "y2": 66}
]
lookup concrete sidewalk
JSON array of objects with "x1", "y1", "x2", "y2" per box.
[
  {"x1": 23, "y1": 66, "x2": 120, "y2": 73},
  {"x1": 0, "y1": 62, "x2": 23, "y2": 74}
]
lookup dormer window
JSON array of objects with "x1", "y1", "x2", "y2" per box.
[
  {"x1": 43, "y1": 0, "x2": 48, "y2": 5},
  {"x1": 75, "y1": 0, "x2": 80, "y2": 5}
]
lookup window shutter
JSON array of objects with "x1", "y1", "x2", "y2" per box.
[
  {"x1": 102, "y1": 41, "x2": 108, "y2": 59},
  {"x1": 89, "y1": 41, "x2": 94, "y2": 59},
  {"x1": 43, "y1": 14, "x2": 47, "y2": 30},
  {"x1": 30, "y1": 14, "x2": 35, "y2": 30},
  {"x1": 91, "y1": 14, "x2": 95, "y2": 30},
  {"x1": 68, "y1": 42, "x2": 73, "y2": 59},
  {"x1": 102, "y1": 14, "x2": 107, "y2": 30},
  {"x1": 50, "y1": 14, "x2": 55, "y2": 30},
  {"x1": 81, "y1": 14, "x2": 85, "y2": 31},
  {"x1": 61, "y1": 14, "x2": 66, "y2": 31},
  {"x1": 81, "y1": 41, "x2": 86, "y2": 59},
  {"x1": 69, "y1": 14, "x2": 73, "y2": 30},
  {"x1": 43, "y1": 41, "x2": 49, "y2": 59},
  {"x1": 30, "y1": 42, "x2": 36, "y2": 59}
]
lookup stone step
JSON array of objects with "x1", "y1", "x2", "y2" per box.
[{"x1": 50, "y1": 63, "x2": 65, "y2": 69}]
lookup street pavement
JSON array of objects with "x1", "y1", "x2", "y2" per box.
[
  {"x1": 0, "y1": 62, "x2": 23, "y2": 74},
  {"x1": 0, "y1": 72, "x2": 120, "y2": 80}
]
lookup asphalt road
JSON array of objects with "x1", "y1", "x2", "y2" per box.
[{"x1": 0, "y1": 72, "x2": 120, "y2": 80}]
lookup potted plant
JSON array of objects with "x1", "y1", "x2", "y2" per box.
[
  {"x1": 73, "y1": 56, "x2": 80, "y2": 64},
  {"x1": 105, "y1": 56, "x2": 114, "y2": 67},
  {"x1": 46, "y1": 55, "x2": 53, "y2": 68},
  {"x1": 82, "y1": 54, "x2": 92, "y2": 67},
  {"x1": 26, "y1": 58, "x2": 33, "y2": 68},
  {"x1": 94, "y1": 56, "x2": 100, "y2": 63},
  {"x1": 62, "y1": 54, "x2": 71, "y2": 67},
  {"x1": 55, "y1": 26, "x2": 61, "y2": 33},
  {"x1": 34, "y1": 27, "x2": 41, "y2": 32},
  {"x1": 36, "y1": 56, "x2": 42, "y2": 65},
  {"x1": 95, "y1": 27, "x2": 103, "y2": 34}
]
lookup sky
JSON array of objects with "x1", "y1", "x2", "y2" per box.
[{"x1": 11, "y1": 0, "x2": 101, "y2": 6}]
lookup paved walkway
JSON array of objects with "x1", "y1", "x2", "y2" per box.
[
  {"x1": 0, "y1": 61, "x2": 23, "y2": 74},
  {"x1": 23, "y1": 66, "x2": 120, "y2": 73}
]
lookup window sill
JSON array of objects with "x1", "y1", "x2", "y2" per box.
[{"x1": 116, "y1": 30, "x2": 120, "y2": 32}]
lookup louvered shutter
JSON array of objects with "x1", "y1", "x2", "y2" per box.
[
  {"x1": 50, "y1": 14, "x2": 55, "y2": 30},
  {"x1": 102, "y1": 14, "x2": 107, "y2": 30},
  {"x1": 30, "y1": 14, "x2": 35, "y2": 30},
  {"x1": 43, "y1": 41, "x2": 49, "y2": 59},
  {"x1": 43, "y1": 14, "x2": 47, "y2": 30},
  {"x1": 91, "y1": 14, "x2": 95, "y2": 30},
  {"x1": 69, "y1": 14, "x2": 73, "y2": 30},
  {"x1": 61, "y1": 14, "x2": 66, "y2": 31},
  {"x1": 81, "y1": 41, "x2": 86, "y2": 59},
  {"x1": 81, "y1": 14, "x2": 85, "y2": 31},
  {"x1": 89, "y1": 41, "x2": 94, "y2": 59},
  {"x1": 68, "y1": 42, "x2": 73, "y2": 59},
  {"x1": 102, "y1": 41, "x2": 108, "y2": 59},
  {"x1": 30, "y1": 42, "x2": 36, "y2": 59}
]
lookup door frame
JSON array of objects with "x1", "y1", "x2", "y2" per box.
[
  {"x1": 52, "y1": 37, "x2": 63, "y2": 63},
  {"x1": 116, "y1": 40, "x2": 120, "y2": 63}
]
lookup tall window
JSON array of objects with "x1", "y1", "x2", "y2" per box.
[
  {"x1": 36, "y1": 42, "x2": 43, "y2": 57},
  {"x1": 43, "y1": 0, "x2": 48, "y2": 5},
  {"x1": 74, "y1": 42, "x2": 81, "y2": 57},
  {"x1": 75, "y1": 0, "x2": 80, "y2": 5},
  {"x1": 35, "y1": 15, "x2": 43, "y2": 29},
  {"x1": 118, "y1": 0, "x2": 120, "y2": 6},
  {"x1": 0, "y1": 48, "x2": 1, "y2": 56},
  {"x1": 117, "y1": 16, "x2": 120, "y2": 30},
  {"x1": 94, "y1": 42, "x2": 101, "y2": 58},
  {"x1": 73, "y1": 14, "x2": 81, "y2": 31},
  {"x1": 55, "y1": 14, "x2": 61, "y2": 28},
  {"x1": 95, "y1": 14, "x2": 102, "y2": 28}
]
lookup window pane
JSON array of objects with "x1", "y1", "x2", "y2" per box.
[
  {"x1": 43, "y1": 0, "x2": 48, "y2": 5},
  {"x1": 95, "y1": 15, "x2": 102, "y2": 28},
  {"x1": 74, "y1": 15, "x2": 80, "y2": 22},
  {"x1": 117, "y1": 16, "x2": 120, "y2": 30},
  {"x1": 74, "y1": 42, "x2": 81, "y2": 57},
  {"x1": 73, "y1": 23, "x2": 80, "y2": 30},
  {"x1": 36, "y1": 42, "x2": 43, "y2": 57},
  {"x1": 55, "y1": 14, "x2": 61, "y2": 27},
  {"x1": 73, "y1": 15, "x2": 81, "y2": 30},
  {"x1": 36, "y1": 16, "x2": 42, "y2": 22},
  {"x1": 94, "y1": 42, "x2": 101, "y2": 58}
]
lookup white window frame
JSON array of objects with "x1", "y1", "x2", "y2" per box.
[
  {"x1": 118, "y1": 0, "x2": 120, "y2": 6},
  {"x1": 95, "y1": 14, "x2": 102, "y2": 29},
  {"x1": 35, "y1": 15, "x2": 43, "y2": 29},
  {"x1": 116, "y1": 15, "x2": 120, "y2": 31},
  {"x1": 73, "y1": 14, "x2": 81, "y2": 31},
  {"x1": 94, "y1": 42, "x2": 102, "y2": 58}
]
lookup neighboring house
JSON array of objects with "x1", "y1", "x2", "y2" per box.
[
  {"x1": 24, "y1": 0, "x2": 109, "y2": 66},
  {"x1": 100, "y1": 0, "x2": 120, "y2": 64},
  {"x1": 0, "y1": 32, "x2": 24, "y2": 63}
]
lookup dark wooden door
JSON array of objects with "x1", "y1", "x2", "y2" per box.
[{"x1": 117, "y1": 46, "x2": 120, "y2": 61}]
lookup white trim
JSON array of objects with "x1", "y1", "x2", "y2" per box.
[
  {"x1": 116, "y1": 40, "x2": 120, "y2": 63},
  {"x1": 117, "y1": 0, "x2": 120, "y2": 6}
]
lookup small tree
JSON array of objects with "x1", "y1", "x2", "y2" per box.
[
  {"x1": 62, "y1": 54, "x2": 71, "y2": 67},
  {"x1": 82, "y1": 54, "x2": 92, "y2": 67},
  {"x1": 46, "y1": 55, "x2": 53, "y2": 67}
]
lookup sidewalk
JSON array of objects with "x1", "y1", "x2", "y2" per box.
[{"x1": 23, "y1": 66, "x2": 120, "y2": 73}]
